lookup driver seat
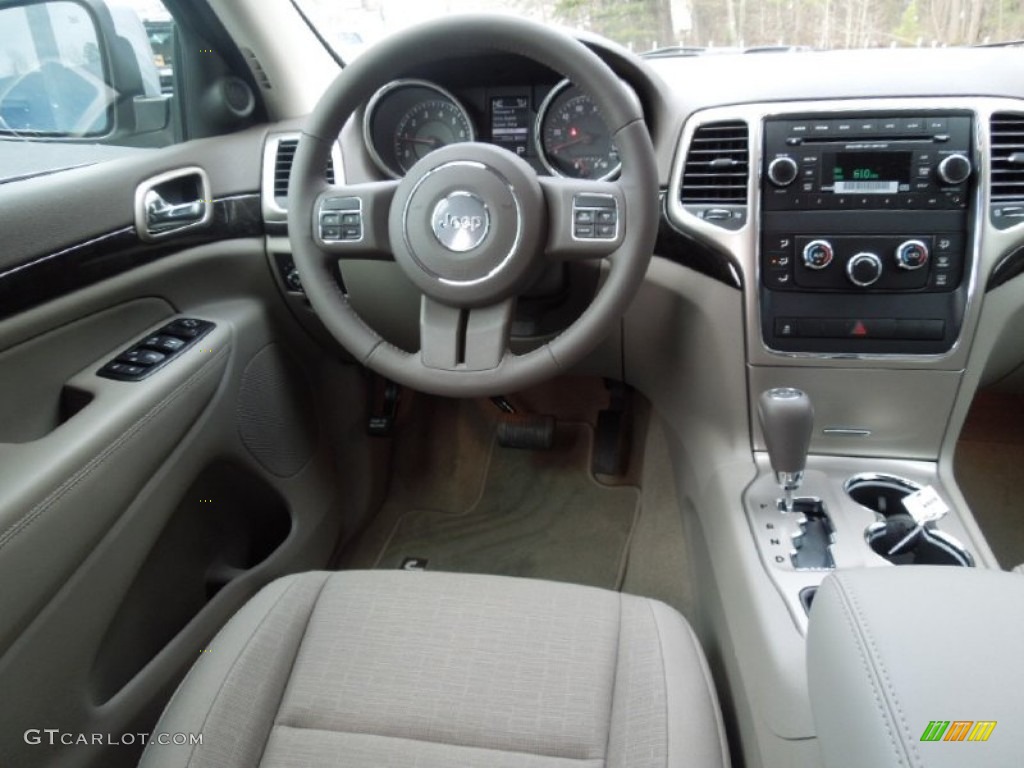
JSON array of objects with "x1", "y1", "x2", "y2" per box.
[{"x1": 139, "y1": 570, "x2": 730, "y2": 767}]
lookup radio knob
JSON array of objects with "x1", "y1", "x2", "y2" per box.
[
  {"x1": 895, "y1": 239, "x2": 930, "y2": 270},
  {"x1": 847, "y1": 252, "x2": 884, "y2": 287},
  {"x1": 767, "y1": 156, "x2": 800, "y2": 187},
  {"x1": 937, "y1": 153, "x2": 972, "y2": 185},
  {"x1": 802, "y1": 239, "x2": 834, "y2": 270}
]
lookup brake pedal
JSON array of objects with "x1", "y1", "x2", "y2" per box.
[{"x1": 492, "y1": 396, "x2": 555, "y2": 450}]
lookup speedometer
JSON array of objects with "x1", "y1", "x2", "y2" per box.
[
  {"x1": 536, "y1": 81, "x2": 620, "y2": 181},
  {"x1": 364, "y1": 80, "x2": 475, "y2": 178}
]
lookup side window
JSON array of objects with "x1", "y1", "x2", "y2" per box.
[{"x1": 0, "y1": 0, "x2": 177, "y2": 146}]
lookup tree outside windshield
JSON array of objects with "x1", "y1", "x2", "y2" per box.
[{"x1": 296, "y1": 0, "x2": 1024, "y2": 57}]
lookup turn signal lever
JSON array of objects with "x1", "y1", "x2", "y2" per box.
[{"x1": 758, "y1": 388, "x2": 814, "y2": 512}]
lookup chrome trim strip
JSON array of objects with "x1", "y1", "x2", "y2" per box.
[{"x1": 0, "y1": 227, "x2": 133, "y2": 282}]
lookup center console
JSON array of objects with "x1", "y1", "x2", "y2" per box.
[
  {"x1": 760, "y1": 111, "x2": 973, "y2": 355},
  {"x1": 663, "y1": 94, "x2": 1024, "y2": 768}
]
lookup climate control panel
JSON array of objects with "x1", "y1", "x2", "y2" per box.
[{"x1": 762, "y1": 233, "x2": 962, "y2": 293}]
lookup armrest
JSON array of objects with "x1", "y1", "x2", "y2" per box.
[{"x1": 807, "y1": 567, "x2": 1024, "y2": 768}]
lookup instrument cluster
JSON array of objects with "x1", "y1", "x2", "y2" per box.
[{"x1": 362, "y1": 78, "x2": 624, "y2": 181}]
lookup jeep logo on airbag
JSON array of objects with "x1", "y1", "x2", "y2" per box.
[
  {"x1": 431, "y1": 192, "x2": 490, "y2": 252},
  {"x1": 438, "y1": 213, "x2": 484, "y2": 232}
]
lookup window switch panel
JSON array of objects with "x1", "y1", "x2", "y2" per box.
[
  {"x1": 99, "y1": 318, "x2": 215, "y2": 382},
  {"x1": 117, "y1": 349, "x2": 167, "y2": 366}
]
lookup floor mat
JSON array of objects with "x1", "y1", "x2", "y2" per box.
[
  {"x1": 954, "y1": 391, "x2": 1024, "y2": 570},
  {"x1": 375, "y1": 422, "x2": 640, "y2": 590}
]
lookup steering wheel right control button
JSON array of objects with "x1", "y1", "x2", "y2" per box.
[
  {"x1": 802, "y1": 239, "x2": 834, "y2": 270},
  {"x1": 894, "y1": 239, "x2": 929, "y2": 270},
  {"x1": 847, "y1": 252, "x2": 884, "y2": 287},
  {"x1": 319, "y1": 197, "x2": 363, "y2": 242},
  {"x1": 573, "y1": 194, "x2": 618, "y2": 240}
]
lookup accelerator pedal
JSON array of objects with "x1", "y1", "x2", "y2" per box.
[
  {"x1": 592, "y1": 380, "x2": 631, "y2": 477},
  {"x1": 492, "y1": 396, "x2": 555, "y2": 450}
]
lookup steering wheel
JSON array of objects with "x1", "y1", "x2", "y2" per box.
[{"x1": 288, "y1": 15, "x2": 658, "y2": 397}]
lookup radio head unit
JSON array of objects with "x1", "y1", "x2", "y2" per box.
[{"x1": 763, "y1": 113, "x2": 971, "y2": 211}]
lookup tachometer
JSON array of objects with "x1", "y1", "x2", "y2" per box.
[
  {"x1": 363, "y1": 80, "x2": 475, "y2": 178},
  {"x1": 393, "y1": 98, "x2": 473, "y2": 173},
  {"x1": 537, "y1": 81, "x2": 620, "y2": 180}
]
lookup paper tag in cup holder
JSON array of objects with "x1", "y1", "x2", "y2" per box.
[{"x1": 901, "y1": 485, "x2": 949, "y2": 524}]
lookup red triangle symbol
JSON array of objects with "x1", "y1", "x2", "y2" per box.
[{"x1": 852, "y1": 321, "x2": 868, "y2": 337}]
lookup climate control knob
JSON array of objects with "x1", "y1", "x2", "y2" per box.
[
  {"x1": 802, "y1": 239, "x2": 834, "y2": 270},
  {"x1": 767, "y1": 156, "x2": 800, "y2": 187},
  {"x1": 895, "y1": 239, "x2": 930, "y2": 270},
  {"x1": 936, "y1": 153, "x2": 972, "y2": 185},
  {"x1": 847, "y1": 252, "x2": 884, "y2": 287}
]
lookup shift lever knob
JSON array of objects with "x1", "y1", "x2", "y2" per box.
[{"x1": 758, "y1": 388, "x2": 814, "y2": 511}]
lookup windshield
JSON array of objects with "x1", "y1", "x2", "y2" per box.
[{"x1": 294, "y1": 0, "x2": 1024, "y2": 61}]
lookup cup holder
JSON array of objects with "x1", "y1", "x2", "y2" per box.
[{"x1": 845, "y1": 474, "x2": 973, "y2": 567}]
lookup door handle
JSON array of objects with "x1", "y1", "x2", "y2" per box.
[
  {"x1": 145, "y1": 191, "x2": 204, "y2": 229},
  {"x1": 135, "y1": 167, "x2": 212, "y2": 241}
]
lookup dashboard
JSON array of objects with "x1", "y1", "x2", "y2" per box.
[{"x1": 266, "y1": 42, "x2": 1024, "y2": 393}]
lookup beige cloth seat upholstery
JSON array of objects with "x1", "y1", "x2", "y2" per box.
[{"x1": 140, "y1": 571, "x2": 729, "y2": 768}]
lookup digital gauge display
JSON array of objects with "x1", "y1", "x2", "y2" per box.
[
  {"x1": 490, "y1": 96, "x2": 530, "y2": 157},
  {"x1": 826, "y1": 151, "x2": 911, "y2": 194}
]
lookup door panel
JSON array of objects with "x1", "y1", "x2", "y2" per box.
[
  {"x1": 0, "y1": 314, "x2": 231, "y2": 656},
  {"x1": 0, "y1": 131, "x2": 373, "y2": 767}
]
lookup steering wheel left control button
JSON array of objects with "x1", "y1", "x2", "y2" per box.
[{"x1": 319, "y1": 197, "x2": 362, "y2": 242}]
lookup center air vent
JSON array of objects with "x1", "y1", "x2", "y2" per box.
[
  {"x1": 273, "y1": 138, "x2": 336, "y2": 206},
  {"x1": 990, "y1": 113, "x2": 1024, "y2": 202},
  {"x1": 989, "y1": 113, "x2": 1024, "y2": 230},
  {"x1": 681, "y1": 120, "x2": 750, "y2": 205}
]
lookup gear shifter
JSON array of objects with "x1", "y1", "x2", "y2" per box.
[{"x1": 758, "y1": 388, "x2": 814, "y2": 512}]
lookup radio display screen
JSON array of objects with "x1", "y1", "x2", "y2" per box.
[
  {"x1": 826, "y1": 151, "x2": 911, "y2": 194},
  {"x1": 491, "y1": 95, "x2": 531, "y2": 157}
]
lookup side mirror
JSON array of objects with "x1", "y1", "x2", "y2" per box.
[{"x1": 0, "y1": 0, "x2": 169, "y2": 138}]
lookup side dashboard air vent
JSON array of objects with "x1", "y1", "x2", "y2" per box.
[
  {"x1": 681, "y1": 120, "x2": 750, "y2": 205},
  {"x1": 273, "y1": 138, "x2": 336, "y2": 206},
  {"x1": 262, "y1": 135, "x2": 342, "y2": 223}
]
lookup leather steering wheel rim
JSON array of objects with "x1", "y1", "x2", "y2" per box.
[{"x1": 288, "y1": 14, "x2": 659, "y2": 398}]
